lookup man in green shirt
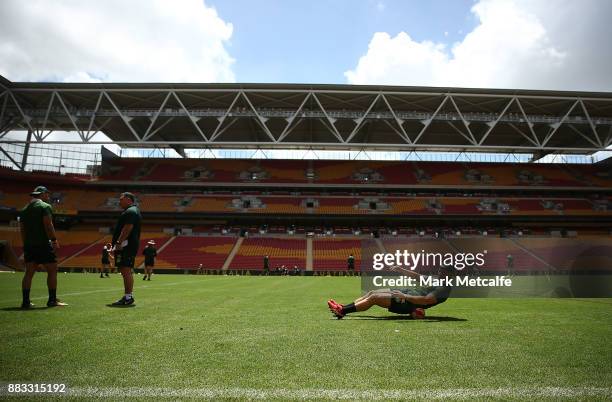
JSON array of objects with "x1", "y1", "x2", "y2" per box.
[
  {"x1": 110, "y1": 192, "x2": 142, "y2": 306},
  {"x1": 18, "y1": 186, "x2": 67, "y2": 308}
]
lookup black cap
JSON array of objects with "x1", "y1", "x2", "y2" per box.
[
  {"x1": 30, "y1": 186, "x2": 49, "y2": 196},
  {"x1": 120, "y1": 192, "x2": 136, "y2": 202}
]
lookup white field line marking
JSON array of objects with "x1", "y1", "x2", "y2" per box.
[
  {"x1": 67, "y1": 386, "x2": 612, "y2": 400},
  {"x1": 0, "y1": 279, "x2": 200, "y2": 304}
]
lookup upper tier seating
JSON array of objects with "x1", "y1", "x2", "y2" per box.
[{"x1": 93, "y1": 158, "x2": 612, "y2": 188}]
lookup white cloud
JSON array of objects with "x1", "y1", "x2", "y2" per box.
[
  {"x1": 345, "y1": 0, "x2": 612, "y2": 91},
  {"x1": 0, "y1": 0, "x2": 235, "y2": 83}
]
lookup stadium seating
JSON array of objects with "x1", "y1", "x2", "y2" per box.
[
  {"x1": 448, "y1": 237, "x2": 549, "y2": 273},
  {"x1": 54, "y1": 231, "x2": 107, "y2": 262},
  {"x1": 230, "y1": 237, "x2": 306, "y2": 270},
  {"x1": 154, "y1": 236, "x2": 235, "y2": 269},
  {"x1": 94, "y1": 158, "x2": 612, "y2": 188},
  {"x1": 0, "y1": 227, "x2": 23, "y2": 258},
  {"x1": 61, "y1": 232, "x2": 170, "y2": 268},
  {"x1": 312, "y1": 238, "x2": 362, "y2": 271},
  {"x1": 514, "y1": 237, "x2": 612, "y2": 271}
]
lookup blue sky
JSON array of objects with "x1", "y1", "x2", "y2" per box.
[
  {"x1": 209, "y1": 0, "x2": 477, "y2": 83},
  {"x1": 1, "y1": 0, "x2": 611, "y2": 91},
  {"x1": 0, "y1": 0, "x2": 611, "y2": 168}
]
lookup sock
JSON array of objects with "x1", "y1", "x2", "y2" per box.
[
  {"x1": 342, "y1": 303, "x2": 357, "y2": 314},
  {"x1": 125, "y1": 293, "x2": 133, "y2": 300},
  {"x1": 48, "y1": 288, "x2": 57, "y2": 302},
  {"x1": 22, "y1": 289, "x2": 31, "y2": 304}
]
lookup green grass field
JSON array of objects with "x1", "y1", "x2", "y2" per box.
[{"x1": 0, "y1": 272, "x2": 611, "y2": 400}]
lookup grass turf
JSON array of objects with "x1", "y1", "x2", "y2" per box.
[{"x1": 0, "y1": 272, "x2": 611, "y2": 400}]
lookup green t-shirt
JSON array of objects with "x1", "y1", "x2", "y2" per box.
[
  {"x1": 19, "y1": 199, "x2": 53, "y2": 247},
  {"x1": 112, "y1": 205, "x2": 141, "y2": 255}
]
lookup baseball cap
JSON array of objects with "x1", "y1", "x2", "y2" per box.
[{"x1": 30, "y1": 186, "x2": 49, "y2": 196}]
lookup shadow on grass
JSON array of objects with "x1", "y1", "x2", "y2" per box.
[
  {"x1": 105, "y1": 304, "x2": 136, "y2": 308},
  {"x1": 347, "y1": 315, "x2": 467, "y2": 322}
]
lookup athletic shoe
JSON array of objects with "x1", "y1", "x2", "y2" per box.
[
  {"x1": 21, "y1": 302, "x2": 34, "y2": 309},
  {"x1": 412, "y1": 308, "x2": 425, "y2": 319},
  {"x1": 111, "y1": 296, "x2": 135, "y2": 306},
  {"x1": 143, "y1": 276, "x2": 146, "y2": 281},
  {"x1": 327, "y1": 299, "x2": 344, "y2": 319},
  {"x1": 105, "y1": 274, "x2": 109, "y2": 277},
  {"x1": 147, "y1": 278, "x2": 151, "y2": 281},
  {"x1": 47, "y1": 299, "x2": 68, "y2": 307}
]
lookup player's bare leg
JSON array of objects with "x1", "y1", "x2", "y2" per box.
[
  {"x1": 21, "y1": 262, "x2": 38, "y2": 308},
  {"x1": 120, "y1": 267, "x2": 133, "y2": 294},
  {"x1": 43, "y1": 262, "x2": 66, "y2": 306}
]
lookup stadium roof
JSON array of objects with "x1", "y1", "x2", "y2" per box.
[{"x1": 1, "y1": 75, "x2": 612, "y2": 154}]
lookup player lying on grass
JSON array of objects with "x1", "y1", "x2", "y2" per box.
[{"x1": 327, "y1": 266, "x2": 452, "y2": 320}]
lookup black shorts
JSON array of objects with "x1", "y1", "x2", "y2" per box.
[
  {"x1": 144, "y1": 259, "x2": 155, "y2": 268},
  {"x1": 388, "y1": 294, "x2": 418, "y2": 315},
  {"x1": 24, "y1": 244, "x2": 57, "y2": 265},
  {"x1": 101, "y1": 258, "x2": 110, "y2": 265},
  {"x1": 114, "y1": 251, "x2": 136, "y2": 269}
]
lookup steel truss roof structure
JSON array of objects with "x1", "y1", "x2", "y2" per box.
[{"x1": 1, "y1": 75, "x2": 612, "y2": 155}]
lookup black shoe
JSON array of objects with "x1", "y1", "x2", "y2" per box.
[
  {"x1": 47, "y1": 299, "x2": 68, "y2": 307},
  {"x1": 147, "y1": 278, "x2": 151, "y2": 281},
  {"x1": 105, "y1": 274, "x2": 109, "y2": 277},
  {"x1": 100, "y1": 275, "x2": 104, "y2": 278},
  {"x1": 143, "y1": 276, "x2": 146, "y2": 281},
  {"x1": 21, "y1": 302, "x2": 34, "y2": 309},
  {"x1": 111, "y1": 296, "x2": 135, "y2": 306}
]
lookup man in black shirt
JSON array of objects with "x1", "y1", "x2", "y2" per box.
[
  {"x1": 142, "y1": 240, "x2": 157, "y2": 281},
  {"x1": 328, "y1": 267, "x2": 452, "y2": 319},
  {"x1": 100, "y1": 242, "x2": 112, "y2": 278},
  {"x1": 110, "y1": 192, "x2": 141, "y2": 306},
  {"x1": 347, "y1": 254, "x2": 355, "y2": 275},
  {"x1": 328, "y1": 286, "x2": 451, "y2": 319}
]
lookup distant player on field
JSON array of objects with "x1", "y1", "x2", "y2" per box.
[
  {"x1": 347, "y1": 253, "x2": 355, "y2": 275},
  {"x1": 142, "y1": 240, "x2": 157, "y2": 281},
  {"x1": 110, "y1": 192, "x2": 141, "y2": 306},
  {"x1": 100, "y1": 242, "x2": 112, "y2": 278},
  {"x1": 18, "y1": 185, "x2": 67, "y2": 308}
]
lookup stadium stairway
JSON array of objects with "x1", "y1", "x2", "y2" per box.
[
  {"x1": 136, "y1": 236, "x2": 177, "y2": 269},
  {"x1": 59, "y1": 235, "x2": 107, "y2": 267},
  {"x1": 374, "y1": 238, "x2": 386, "y2": 253},
  {"x1": 222, "y1": 237, "x2": 244, "y2": 271},
  {"x1": 306, "y1": 237, "x2": 313, "y2": 271}
]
